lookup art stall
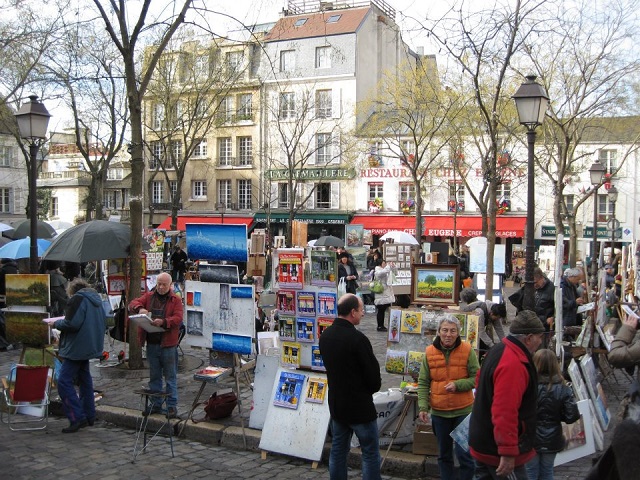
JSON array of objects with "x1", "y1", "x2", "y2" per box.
[
  {"x1": 254, "y1": 247, "x2": 335, "y2": 465},
  {"x1": 383, "y1": 243, "x2": 420, "y2": 296}
]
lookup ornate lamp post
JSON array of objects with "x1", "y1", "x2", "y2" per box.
[
  {"x1": 589, "y1": 159, "x2": 606, "y2": 287},
  {"x1": 14, "y1": 95, "x2": 51, "y2": 273},
  {"x1": 512, "y1": 75, "x2": 549, "y2": 311},
  {"x1": 607, "y1": 184, "x2": 618, "y2": 265}
]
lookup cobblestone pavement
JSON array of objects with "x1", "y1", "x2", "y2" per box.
[{"x1": 0, "y1": 286, "x2": 631, "y2": 478}]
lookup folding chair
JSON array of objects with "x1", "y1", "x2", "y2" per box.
[{"x1": 1, "y1": 365, "x2": 51, "y2": 431}]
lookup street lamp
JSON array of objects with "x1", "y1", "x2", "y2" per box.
[
  {"x1": 512, "y1": 75, "x2": 549, "y2": 311},
  {"x1": 14, "y1": 95, "x2": 51, "y2": 273},
  {"x1": 589, "y1": 159, "x2": 606, "y2": 287},
  {"x1": 216, "y1": 202, "x2": 226, "y2": 224},
  {"x1": 607, "y1": 184, "x2": 618, "y2": 265}
]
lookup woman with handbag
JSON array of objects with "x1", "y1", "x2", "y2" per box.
[
  {"x1": 337, "y1": 252, "x2": 359, "y2": 295},
  {"x1": 373, "y1": 259, "x2": 396, "y2": 331}
]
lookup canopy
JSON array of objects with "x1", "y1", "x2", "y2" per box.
[{"x1": 157, "y1": 216, "x2": 253, "y2": 231}]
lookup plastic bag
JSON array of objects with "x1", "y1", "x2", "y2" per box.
[
  {"x1": 337, "y1": 277, "x2": 347, "y2": 298},
  {"x1": 370, "y1": 280, "x2": 384, "y2": 294}
]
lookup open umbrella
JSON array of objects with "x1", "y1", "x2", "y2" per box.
[
  {"x1": 42, "y1": 220, "x2": 131, "y2": 262},
  {"x1": 380, "y1": 231, "x2": 419, "y2": 245},
  {"x1": 0, "y1": 237, "x2": 51, "y2": 259},
  {"x1": 46, "y1": 220, "x2": 74, "y2": 233},
  {"x1": 0, "y1": 222, "x2": 13, "y2": 233},
  {"x1": 9, "y1": 219, "x2": 57, "y2": 240},
  {"x1": 314, "y1": 235, "x2": 345, "y2": 248}
]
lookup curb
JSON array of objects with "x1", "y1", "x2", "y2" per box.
[{"x1": 96, "y1": 405, "x2": 434, "y2": 477}]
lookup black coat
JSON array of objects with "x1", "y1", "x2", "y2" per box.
[
  {"x1": 560, "y1": 277, "x2": 580, "y2": 327},
  {"x1": 534, "y1": 374, "x2": 580, "y2": 452},
  {"x1": 508, "y1": 278, "x2": 555, "y2": 332},
  {"x1": 319, "y1": 318, "x2": 381, "y2": 425},
  {"x1": 337, "y1": 261, "x2": 359, "y2": 294}
]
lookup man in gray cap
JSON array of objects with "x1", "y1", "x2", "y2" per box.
[{"x1": 469, "y1": 310, "x2": 545, "y2": 480}]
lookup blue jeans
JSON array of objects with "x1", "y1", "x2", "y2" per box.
[
  {"x1": 525, "y1": 452, "x2": 556, "y2": 480},
  {"x1": 57, "y1": 358, "x2": 94, "y2": 424},
  {"x1": 474, "y1": 461, "x2": 529, "y2": 480},
  {"x1": 431, "y1": 414, "x2": 475, "y2": 480},
  {"x1": 146, "y1": 344, "x2": 178, "y2": 409},
  {"x1": 329, "y1": 418, "x2": 381, "y2": 480}
]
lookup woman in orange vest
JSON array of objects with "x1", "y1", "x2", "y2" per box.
[{"x1": 417, "y1": 316, "x2": 479, "y2": 480}]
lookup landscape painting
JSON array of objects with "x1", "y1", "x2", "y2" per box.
[
  {"x1": 5, "y1": 310, "x2": 50, "y2": 347},
  {"x1": 6, "y1": 274, "x2": 50, "y2": 307},
  {"x1": 185, "y1": 223, "x2": 248, "y2": 262},
  {"x1": 411, "y1": 264, "x2": 460, "y2": 306}
]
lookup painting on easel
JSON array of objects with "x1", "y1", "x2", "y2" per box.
[{"x1": 6, "y1": 274, "x2": 50, "y2": 307}]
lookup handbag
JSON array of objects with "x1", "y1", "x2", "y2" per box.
[
  {"x1": 370, "y1": 280, "x2": 384, "y2": 294},
  {"x1": 204, "y1": 391, "x2": 238, "y2": 420}
]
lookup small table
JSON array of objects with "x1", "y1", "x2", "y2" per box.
[{"x1": 132, "y1": 389, "x2": 175, "y2": 462}]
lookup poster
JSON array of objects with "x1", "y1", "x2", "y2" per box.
[
  {"x1": 276, "y1": 249, "x2": 304, "y2": 289},
  {"x1": 317, "y1": 291, "x2": 337, "y2": 317},
  {"x1": 310, "y1": 250, "x2": 338, "y2": 287},
  {"x1": 273, "y1": 371, "x2": 306, "y2": 409},
  {"x1": 385, "y1": 350, "x2": 408, "y2": 374},
  {"x1": 400, "y1": 310, "x2": 423, "y2": 334},
  {"x1": 277, "y1": 289, "x2": 296, "y2": 315},
  {"x1": 316, "y1": 317, "x2": 334, "y2": 339},
  {"x1": 281, "y1": 341, "x2": 301, "y2": 368},
  {"x1": 296, "y1": 317, "x2": 315, "y2": 343},
  {"x1": 311, "y1": 345, "x2": 325, "y2": 371},
  {"x1": 345, "y1": 224, "x2": 364, "y2": 247},
  {"x1": 278, "y1": 315, "x2": 295, "y2": 341},
  {"x1": 305, "y1": 377, "x2": 327, "y2": 404},
  {"x1": 407, "y1": 351, "x2": 425, "y2": 378},
  {"x1": 296, "y1": 291, "x2": 316, "y2": 317}
]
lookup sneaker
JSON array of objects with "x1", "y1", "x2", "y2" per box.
[
  {"x1": 142, "y1": 405, "x2": 163, "y2": 417},
  {"x1": 62, "y1": 419, "x2": 88, "y2": 433},
  {"x1": 377, "y1": 326, "x2": 388, "y2": 332}
]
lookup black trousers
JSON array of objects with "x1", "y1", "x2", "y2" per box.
[{"x1": 376, "y1": 303, "x2": 390, "y2": 328}]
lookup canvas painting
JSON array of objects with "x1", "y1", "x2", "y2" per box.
[
  {"x1": 185, "y1": 223, "x2": 248, "y2": 262},
  {"x1": 385, "y1": 350, "x2": 407, "y2": 374},
  {"x1": 345, "y1": 225, "x2": 364, "y2": 247},
  {"x1": 6, "y1": 274, "x2": 50, "y2": 307},
  {"x1": 411, "y1": 264, "x2": 460, "y2": 306},
  {"x1": 5, "y1": 311, "x2": 50, "y2": 347}
]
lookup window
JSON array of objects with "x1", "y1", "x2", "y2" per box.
[
  {"x1": 279, "y1": 50, "x2": 294, "y2": 72},
  {"x1": 153, "y1": 104, "x2": 165, "y2": 129},
  {"x1": 315, "y1": 183, "x2": 331, "y2": 209},
  {"x1": 194, "y1": 54, "x2": 208, "y2": 80},
  {"x1": 294, "y1": 18, "x2": 307, "y2": 27},
  {"x1": 315, "y1": 90, "x2": 332, "y2": 118},
  {"x1": 326, "y1": 14, "x2": 341, "y2": 23},
  {"x1": 238, "y1": 180, "x2": 252, "y2": 209},
  {"x1": 448, "y1": 181, "x2": 465, "y2": 211},
  {"x1": 236, "y1": 94, "x2": 252, "y2": 120},
  {"x1": 0, "y1": 146, "x2": 13, "y2": 167},
  {"x1": 50, "y1": 196, "x2": 58, "y2": 217},
  {"x1": 599, "y1": 149, "x2": 617, "y2": 175},
  {"x1": 0, "y1": 188, "x2": 10, "y2": 213},
  {"x1": 238, "y1": 136, "x2": 252, "y2": 166},
  {"x1": 192, "y1": 180, "x2": 207, "y2": 199},
  {"x1": 193, "y1": 139, "x2": 207, "y2": 157},
  {"x1": 169, "y1": 181, "x2": 178, "y2": 200},
  {"x1": 368, "y1": 182, "x2": 383, "y2": 201},
  {"x1": 170, "y1": 141, "x2": 182, "y2": 164},
  {"x1": 218, "y1": 137, "x2": 232, "y2": 166},
  {"x1": 598, "y1": 194, "x2": 614, "y2": 217},
  {"x1": 152, "y1": 181, "x2": 163, "y2": 203},
  {"x1": 107, "y1": 168, "x2": 123, "y2": 180},
  {"x1": 497, "y1": 181, "x2": 511, "y2": 200},
  {"x1": 278, "y1": 183, "x2": 289, "y2": 208},
  {"x1": 226, "y1": 51, "x2": 243, "y2": 74},
  {"x1": 401, "y1": 140, "x2": 416, "y2": 157},
  {"x1": 279, "y1": 92, "x2": 295, "y2": 120},
  {"x1": 171, "y1": 101, "x2": 184, "y2": 124},
  {"x1": 564, "y1": 194, "x2": 574, "y2": 214},
  {"x1": 219, "y1": 96, "x2": 233, "y2": 122},
  {"x1": 218, "y1": 179, "x2": 232, "y2": 207},
  {"x1": 399, "y1": 182, "x2": 416, "y2": 202},
  {"x1": 316, "y1": 133, "x2": 332, "y2": 165},
  {"x1": 103, "y1": 191, "x2": 114, "y2": 209},
  {"x1": 150, "y1": 141, "x2": 163, "y2": 169},
  {"x1": 315, "y1": 46, "x2": 331, "y2": 68}
]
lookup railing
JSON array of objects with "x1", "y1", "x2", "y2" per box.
[
  {"x1": 38, "y1": 171, "x2": 91, "y2": 180},
  {"x1": 216, "y1": 157, "x2": 254, "y2": 167}
]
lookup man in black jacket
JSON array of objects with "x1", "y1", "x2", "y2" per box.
[
  {"x1": 319, "y1": 293, "x2": 382, "y2": 480},
  {"x1": 509, "y1": 267, "x2": 555, "y2": 346}
]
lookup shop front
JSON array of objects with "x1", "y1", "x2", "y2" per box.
[
  {"x1": 349, "y1": 214, "x2": 418, "y2": 240},
  {"x1": 253, "y1": 211, "x2": 351, "y2": 244},
  {"x1": 424, "y1": 215, "x2": 527, "y2": 239},
  {"x1": 156, "y1": 215, "x2": 255, "y2": 231}
]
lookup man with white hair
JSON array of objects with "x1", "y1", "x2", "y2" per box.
[{"x1": 561, "y1": 268, "x2": 584, "y2": 328}]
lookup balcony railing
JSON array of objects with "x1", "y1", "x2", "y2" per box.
[
  {"x1": 215, "y1": 113, "x2": 255, "y2": 125},
  {"x1": 216, "y1": 157, "x2": 253, "y2": 167},
  {"x1": 39, "y1": 171, "x2": 91, "y2": 180}
]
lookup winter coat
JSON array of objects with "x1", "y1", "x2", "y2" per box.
[
  {"x1": 508, "y1": 279, "x2": 555, "y2": 331},
  {"x1": 337, "y1": 261, "x2": 359, "y2": 294},
  {"x1": 54, "y1": 288, "x2": 105, "y2": 361},
  {"x1": 608, "y1": 324, "x2": 640, "y2": 368},
  {"x1": 49, "y1": 271, "x2": 69, "y2": 317},
  {"x1": 534, "y1": 374, "x2": 580, "y2": 452},
  {"x1": 373, "y1": 264, "x2": 395, "y2": 306},
  {"x1": 129, "y1": 289, "x2": 183, "y2": 347},
  {"x1": 560, "y1": 276, "x2": 581, "y2": 327},
  {"x1": 585, "y1": 419, "x2": 640, "y2": 480},
  {"x1": 469, "y1": 335, "x2": 538, "y2": 468}
]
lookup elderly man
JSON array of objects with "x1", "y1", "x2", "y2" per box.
[
  {"x1": 459, "y1": 288, "x2": 506, "y2": 352},
  {"x1": 418, "y1": 315, "x2": 479, "y2": 480},
  {"x1": 561, "y1": 268, "x2": 585, "y2": 328},
  {"x1": 129, "y1": 272, "x2": 183, "y2": 418},
  {"x1": 469, "y1": 310, "x2": 545, "y2": 479}
]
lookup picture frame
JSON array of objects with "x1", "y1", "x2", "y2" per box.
[{"x1": 410, "y1": 264, "x2": 460, "y2": 306}]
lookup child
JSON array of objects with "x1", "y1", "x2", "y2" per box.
[{"x1": 526, "y1": 349, "x2": 580, "y2": 480}]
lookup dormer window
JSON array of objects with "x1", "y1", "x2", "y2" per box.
[
  {"x1": 327, "y1": 14, "x2": 341, "y2": 23},
  {"x1": 294, "y1": 18, "x2": 307, "y2": 27}
]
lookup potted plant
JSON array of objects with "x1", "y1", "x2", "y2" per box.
[
  {"x1": 368, "y1": 197, "x2": 384, "y2": 213},
  {"x1": 399, "y1": 199, "x2": 415, "y2": 214}
]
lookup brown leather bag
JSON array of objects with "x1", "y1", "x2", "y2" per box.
[{"x1": 203, "y1": 391, "x2": 237, "y2": 420}]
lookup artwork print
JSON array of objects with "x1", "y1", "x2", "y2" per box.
[
  {"x1": 310, "y1": 250, "x2": 337, "y2": 287},
  {"x1": 6, "y1": 274, "x2": 50, "y2": 307},
  {"x1": 185, "y1": 223, "x2": 248, "y2": 262},
  {"x1": 411, "y1": 264, "x2": 460, "y2": 306}
]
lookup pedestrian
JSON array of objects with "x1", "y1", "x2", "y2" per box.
[
  {"x1": 459, "y1": 288, "x2": 505, "y2": 352},
  {"x1": 373, "y1": 259, "x2": 396, "y2": 332},
  {"x1": 170, "y1": 245, "x2": 188, "y2": 283},
  {"x1": 337, "y1": 251, "x2": 359, "y2": 295},
  {"x1": 560, "y1": 268, "x2": 585, "y2": 328},
  {"x1": 53, "y1": 278, "x2": 105, "y2": 433},
  {"x1": 526, "y1": 348, "x2": 580, "y2": 480},
  {"x1": 417, "y1": 315, "x2": 479, "y2": 480},
  {"x1": 42, "y1": 260, "x2": 69, "y2": 317},
  {"x1": 319, "y1": 293, "x2": 382, "y2": 480},
  {"x1": 129, "y1": 272, "x2": 183, "y2": 418},
  {"x1": 608, "y1": 311, "x2": 640, "y2": 368},
  {"x1": 469, "y1": 310, "x2": 546, "y2": 480},
  {"x1": 509, "y1": 267, "x2": 555, "y2": 347}
]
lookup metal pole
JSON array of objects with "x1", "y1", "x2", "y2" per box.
[
  {"x1": 591, "y1": 187, "x2": 599, "y2": 288},
  {"x1": 610, "y1": 201, "x2": 616, "y2": 265},
  {"x1": 523, "y1": 128, "x2": 536, "y2": 311},
  {"x1": 29, "y1": 142, "x2": 39, "y2": 274}
]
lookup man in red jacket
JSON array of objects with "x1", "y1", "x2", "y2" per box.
[
  {"x1": 129, "y1": 272, "x2": 183, "y2": 418},
  {"x1": 469, "y1": 310, "x2": 544, "y2": 479}
]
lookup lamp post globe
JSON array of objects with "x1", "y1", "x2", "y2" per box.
[
  {"x1": 588, "y1": 160, "x2": 606, "y2": 287},
  {"x1": 512, "y1": 75, "x2": 549, "y2": 311}
]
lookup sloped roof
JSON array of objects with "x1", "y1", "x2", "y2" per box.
[
  {"x1": 576, "y1": 116, "x2": 640, "y2": 144},
  {"x1": 264, "y1": 7, "x2": 370, "y2": 42}
]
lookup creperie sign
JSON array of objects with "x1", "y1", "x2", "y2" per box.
[{"x1": 426, "y1": 228, "x2": 519, "y2": 238}]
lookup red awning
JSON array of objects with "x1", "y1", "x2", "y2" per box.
[
  {"x1": 157, "y1": 216, "x2": 254, "y2": 231},
  {"x1": 350, "y1": 215, "x2": 418, "y2": 235},
  {"x1": 424, "y1": 216, "x2": 526, "y2": 238}
]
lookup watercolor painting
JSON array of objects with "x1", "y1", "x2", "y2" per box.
[{"x1": 185, "y1": 223, "x2": 248, "y2": 262}]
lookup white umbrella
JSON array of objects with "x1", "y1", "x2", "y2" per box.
[
  {"x1": 46, "y1": 220, "x2": 74, "y2": 232},
  {"x1": 379, "y1": 231, "x2": 419, "y2": 245}
]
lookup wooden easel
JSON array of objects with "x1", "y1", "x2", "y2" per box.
[{"x1": 381, "y1": 392, "x2": 418, "y2": 468}]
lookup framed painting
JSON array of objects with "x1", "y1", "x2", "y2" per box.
[{"x1": 411, "y1": 264, "x2": 460, "y2": 306}]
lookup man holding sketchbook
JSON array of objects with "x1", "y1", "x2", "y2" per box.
[{"x1": 129, "y1": 272, "x2": 183, "y2": 418}]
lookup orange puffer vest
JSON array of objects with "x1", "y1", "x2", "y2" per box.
[{"x1": 426, "y1": 342, "x2": 474, "y2": 411}]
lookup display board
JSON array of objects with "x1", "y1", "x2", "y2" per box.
[
  {"x1": 383, "y1": 243, "x2": 418, "y2": 295},
  {"x1": 249, "y1": 354, "x2": 280, "y2": 430},
  {"x1": 469, "y1": 238, "x2": 506, "y2": 274},
  {"x1": 259, "y1": 367, "x2": 331, "y2": 462}
]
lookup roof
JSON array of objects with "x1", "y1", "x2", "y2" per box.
[
  {"x1": 263, "y1": 7, "x2": 370, "y2": 42},
  {"x1": 575, "y1": 116, "x2": 640, "y2": 144}
]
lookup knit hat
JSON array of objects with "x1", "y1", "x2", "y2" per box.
[{"x1": 510, "y1": 310, "x2": 545, "y2": 334}]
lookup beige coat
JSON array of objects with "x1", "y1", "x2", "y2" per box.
[{"x1": 374, "y1": 264, "x2": 396, "y2": 306}]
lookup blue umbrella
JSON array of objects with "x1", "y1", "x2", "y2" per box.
[{"x1": 0, "y1": 237, "x2": 51, "y2": 259}]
